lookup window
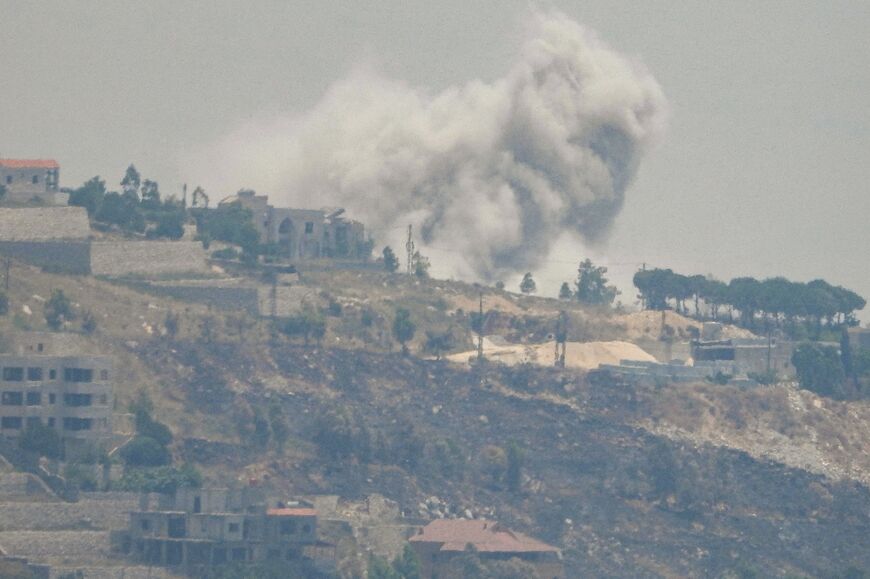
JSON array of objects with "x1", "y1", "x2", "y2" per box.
[
  {"x1": 1, "y1": 391, "x2": 23, "y2": 405},
  {"x1": 3, "y1": 367, "x2": 24, "y2": 382},
  {"x1": 49, "y1": 393, "x2": 56, "y2": 404},
  {"x1": 5, "y1": 176, "x2": 11, "y2": 185},
  {"x1": 100, "y1": 370, "x2": 109, "y2": 381},
  {"x1": 200, "y1": 519, "x2": 207, "y2": 532},
  {"x1": 32, "y1": 175, "x2": 39, "y2": 184},
  {"x1": 305, "y1": 222, "x2": 314, "y2": 234},
  {"x1": 49, "y1": 369, "x2": 56, "y2": 380},
  {"x1": 302, "y1": 523, "x2": 312, "y2": 533},
  {"x1": 37, "y1": 343, "x2": 44, "y2": 353},
  {"x1": 27, "y1": 367, "x2": 43, "y2": 381},
  {"x1": 64, "y1": 393, "x2": 92, "y2": 407},
  {"x1": 26, "y1": 417, "x2": 41, "y2": 429},
  {"x1": 1, "y1": 416, "x2": 22, "y2": 429},
  {"x1": 231, "y1": 548, "x2": 247, "y2": 562},
  {"x1": 228, "y1": 523, "x2": 240, "y2": 533},
  {"x1": 280, "y1": 520, "x2": 297, "y2": 535},
  {"x1": 47, "y1": 417, "x2": 55, "y2": 428},
  {"x1": 26, "y1": 391, "x2": 41, "y2": 405},
  {"x1": 64, "y1": 368, "x2": 93, "y2": 383},
  {"x1": 140, "y1": 519, "x2": 151, "y2": 531},
  {"x1": 63, "y1": 417, "x2": 92, "y2": 431},
  {"x1": 99, "y1": 394, "x2": 108, "y2": 405}
]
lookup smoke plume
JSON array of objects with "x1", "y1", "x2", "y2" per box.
[{"x1": 191, "y1": 10, "x2": 667, "y2": 280}]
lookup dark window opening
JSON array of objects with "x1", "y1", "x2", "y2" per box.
[
  {"x1": 305, "y1": 222, "x2": 314, "y2": 234},
  {"x1": 280, "y1": 520, "x2": 297, "y2": 534},
  {"x1": 49, "y1": 369, "x2": 56, "y2": 380},
  {"x1": 32, "y1": 175, "x2": 39, "y2": 184},
  {"x1": 64, "y1": 393, "x2": 92, "y2": 407},
  {"x1": 1, "y1": 391, "x2": 23, "y2": 405},
  {"x1": 64, "y1": 368, "x2": 93, "y2": 383},
  {"x1": 5, "y1": 176, "x2": 11, "y2": 185},
  {"x1": 37, "y1": 343, "x2": 44, "y2": 352},
  {"x1": 193, "y1": 496, "x2": 201, "y2": 513},
  {"x1": 1, "y1": 416, "x2": 23, "y2": 429},
  {"x1": 231, "y1": 547, "x2": 247, "y2": 561},
  {"x1": 140, "y1": 519, "x2": 151, "y2": 531},
  {"x1": 100, "y1": 369, "x2": 109, "y2": 381},
  {"x1": 168, "y1": 516, "x2": 186, "y2": 538},
  {"x1": 63, "y1": 417, "x2": 92, "y2": 431},
  {"x1": 49, "y1": 393, "x2": 56, "y2": 404},
  {"x1": 3, "y1": 367, "x2": 24, "y2": 382},
  {"x1": 26, "y1": 391, "x2": 41, "y2": 405},
  {"x1": 47, "y1": 417, "x2": 55, "y2": 428},
  {"x1": 27, "y1": 367, "x2": 43, "y2": 381},
  {"x1": 228, "y1": 523, "x2": 240, "y2": 533}
]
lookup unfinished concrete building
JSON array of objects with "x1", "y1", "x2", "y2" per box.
[
  {"x1": 119, "y1": 486, "x2": 336, "y2": 574},
  {"x1": 0, "y1": 333, "x2": 113, "y2": 457},
  {"x1": 0, "y1": 159, "x2": 66, "y2": 205},
  {"x1": 219, "y1": 190, "x2": 368, "y2": 260}
]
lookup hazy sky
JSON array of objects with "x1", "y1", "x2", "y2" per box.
[{"x1": 2, "y1": 1, "x2": 868, "y2": 321}]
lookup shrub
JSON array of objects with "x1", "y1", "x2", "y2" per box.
[
  {"x1": 45, "y1": 289, "x2": 75, "y2": 330},
  {"x1": 64, "y1": 463, "x2": 99, "y2": 491},
  {"x1": 18, "y1": 421, "x2": 63, "y2": 459},
  {"x1": 793, "y1": 343, "x2": 846, "y2": 398},
  {"x1": 120, "y1": 436, "x2": 171, "y2": 467},
  {"x1": 116, "y1": 464, "x2": 202, "y2": 494},
  {"x1": 211, "y1": 247, "x2": 240, "y2": 260}
]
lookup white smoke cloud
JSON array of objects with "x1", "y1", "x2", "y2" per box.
[{"x1": 187, "y1": 10, "x2": 667, "y2": 281}]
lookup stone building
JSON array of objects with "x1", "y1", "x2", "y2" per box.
[
  {"x1": 219, "y1": 190, "x2": 368, "y2": 260},
  {"x1": 0, "y1": 159, "x2": 66, "y2": 205},
  {"x1": 120, "y1": 486, "x2": 335, "y2": 574},
  {"x1": 409, "y1": 519, "x2": 565, "y2": 579},
  {"x1": 0, "y1": 333, "x2": 113, "y2": 457}
]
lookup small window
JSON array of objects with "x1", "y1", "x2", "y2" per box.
[
  {"x1": 27, "y1": 367, "x2": 43, "y2": 381},
  {"x1": 231, "y1": 547, "x2": 246, "y2": 561},
  {"x1": 1, "y1": 416, "x2": 23, "y2": 429},
  {"x1": 3, "y1": 367, "x2": 24, "y2": 382},
  {"x1": 5, "y1": 176, "x2": 11, "y2": 185},
  {"x1": 228, "y1": 523, "x2": 240, "y2": 533},
  {"x1": 47, "y1": 417, "x2": 55, "y2": 428},
  {"x1": 26, "y1": 391, "x2": 41, "y2": 405},
  {"x1": 1, "y1": 391, "x2": 23, "y2": 405},
  {"x1": 32, "y1": 175, "x2": 39, "y2": 184},
  {"x1": 49, "y1": 393, "x2": 56, "y2": 404},
  {"x1": 37, "y1": 343, "x2": 44, "y2": 352},
  {"x1": 100, "y1": 370, "x2": 109, "y2": 381},
  {"x1": 280, "y1": 520, "x2": 297, "y2": 535},
  {"x1": 49, "y1": 369, "x2": 56, "y2": 380},
  {"x1": 200, "y1": 519, "x2": 207, "y2": 532},
  {"x1": 305, "y1": 222, "x2": 314, "y2": 234},
  {"x1": 140, "y1": 519, "x2": 151, "y2": 531},
  {"x1": 302, "y1": 523, "x2": 312, "y2": 533},
  {"x1": 26, "y1": 416, "x2": 41, "y2": 429}
]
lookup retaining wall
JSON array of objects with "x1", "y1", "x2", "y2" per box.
[
  {"x1": 90, "y1": 241, "x2": 209, "y2": 277},
  {"x1": 0, "y1": 241, "x2": 91, "y2": 274}
]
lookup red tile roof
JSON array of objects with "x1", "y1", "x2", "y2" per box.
[
  {"x1": 267, "y1": 508, "x2": 317, "y2": 517},
  {"x1": 409, "y1": 519, "x2": 560, "y2": 554},
  {"x1": 0, "y1": 159, "x2": 59, "y2": 169}
]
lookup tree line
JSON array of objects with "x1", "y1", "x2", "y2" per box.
[{"x1": 633, "y1": 268, "x2": 865, "y2": 335}]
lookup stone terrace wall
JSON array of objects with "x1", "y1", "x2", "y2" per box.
[
  {"x1": 90, "y1": 241, "x2": 209, "y2": 277},
  {"x1": 0, "y1": 241, "x2": 91, "y2": 274},
  {"x1": 0, "y1": 207, "x2": 90, "y2": 241},
  {"x1": 48, "y1": 566, "x2": 174, "y2": 579},
  {"x1": 141, "y1": 281, "x2": 259, "y2": 314},
  {"x1": 0, "y1": 496, "x2": 138, "y2": 531}
]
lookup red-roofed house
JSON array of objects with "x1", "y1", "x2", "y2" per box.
[
  {"x1": 0, "y1": 159, "x2": 65, "y2": 205},
  {"x1": 409, "y1": 519, "x2": 565, "y2": 579}
]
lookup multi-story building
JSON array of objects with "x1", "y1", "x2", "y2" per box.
[
  {"x1": 120, "y1": 486, "x2": 335, "y2": 574},
  {"x1": 0, "y1": 159, "x2": 66, "y2": 206},
  {"x1": 0, "y1": 333, "x2": 113, "y2": 456},
  {"x1": 409, "y1": 519, "x2": 565, "y2": 579},
  {"x1": 218, "y1": 190, "x2": 368, "y2": 260}
]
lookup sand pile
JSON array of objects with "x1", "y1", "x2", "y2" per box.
[{"x1": 446, "y1": 337, "x2": 655, "y2": 370}]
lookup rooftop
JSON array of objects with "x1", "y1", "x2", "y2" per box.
[
  {"x1": 0, "y1": 159, "x2": 59, "y2": 169},
  {"x1": 409, "y1": 519, "x2": 560, "y2": 554}
]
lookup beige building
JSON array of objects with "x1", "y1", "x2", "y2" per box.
[
  {"x1": 409, "y1": 519, "x2": 565, "y2": 579},
  {"x1": 219, "y1": 190, "x2": 368, "y2": 260},
  {"x1": 0, "y1": 333, "x2": 113, "y2": 456},
  {"x1": 0, "y1": 159, "x2": 66, "y2": 205}
]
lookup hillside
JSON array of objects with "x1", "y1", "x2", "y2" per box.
[{"x1": 1, "y1": 259, "x2": 869, "y2": 577}]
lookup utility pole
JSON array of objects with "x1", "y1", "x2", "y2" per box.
[
  {"x1": 477, "y1": 291, "x2": 484, "y2": 362},
  {"x1": 405, "y1": 224, "x2": 415, "y2": 275},
  {"x1": 555, "y1": 311, "x2": 567, "y2": 368}
]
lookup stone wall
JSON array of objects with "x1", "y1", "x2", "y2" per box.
[
  {"x1": 141, "y1": 282, "x2": 259, "y2": 314},
  {"x1": 0, "y1": 207, "x2": 89, "y2": 241},
  {"x1": 0, "y1": 496, "x2": 136, "y2": 531},
  {"x1": 90, "y1": 241, "x2": 209, "y2": 277},
  {"x1": 0, "y1": 241, "x2": 91, "y2": 274}
]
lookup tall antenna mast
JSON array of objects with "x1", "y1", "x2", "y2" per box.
[{"x1": 405, "y1": 224, "x2": 415, "y2": 275}]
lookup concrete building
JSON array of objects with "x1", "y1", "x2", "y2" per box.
[
  {"x1": 409, "y1": 519, "x2": 564, "y2": 579},
  {"x1": 219, "y1": 190, "x2": 368, "y2": 260},
  {"x1": 0, "y1": 333, "x2": 113, "y2": 457},
  {"x1": 692, "y1": 337, "x2": 796, "y2": 379},
  {"x1": 120, "y1": 486, "x2": 335, "y2": 574},
  {"x1": 0, "y1": 159, "x2": 66, "y2": 205}
]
